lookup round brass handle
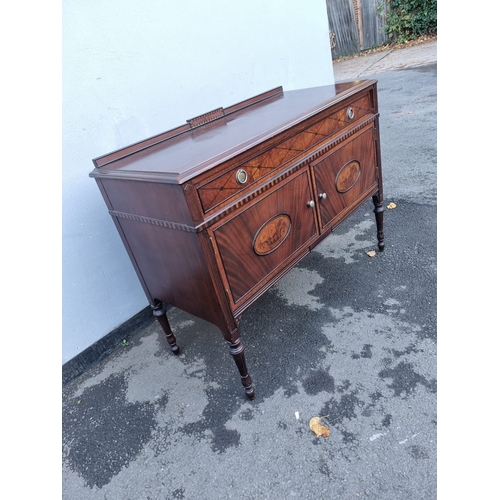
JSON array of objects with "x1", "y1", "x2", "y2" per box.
[
  {"x1": 236, "y1": 169, "x2": 248, "y2": 185},
  {"x1": 318, "y1": 193, "x2": 327, "y2": 200},
  {"x1": 347, "y1": 107, "x2": 355, "y2": 120},
  {"x1": 307, "y1": 200, "x2": 315, "y2": 208}
]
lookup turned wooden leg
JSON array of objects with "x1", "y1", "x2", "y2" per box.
[
  {"x1": 227, "y1": 331, "x2": 255, "y2": 400},
  {"x1": 372, "y1": 193, "x2": 385, "y2": 252},
  {"x1": 152, "y1": 300, "x2": 180, "y2": 355}
]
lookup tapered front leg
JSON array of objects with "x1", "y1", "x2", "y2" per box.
[
  {"x1": 227, "y1": 329, "x2": 255, "y2": 400},
  {"x1": 372, "y1": 193, "x2": 385, "y2": 252},
  {"x1": 152, "y1": 300, "x2": 180, "y2": 355}
]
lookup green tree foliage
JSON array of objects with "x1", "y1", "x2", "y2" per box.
[{"x1": 386, "y1": 0, "x2": 437, "y2": 43}]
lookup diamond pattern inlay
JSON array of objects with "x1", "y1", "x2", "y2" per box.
[{"x1": 198, "y1": 93, "x2": 372, "y2": 212}]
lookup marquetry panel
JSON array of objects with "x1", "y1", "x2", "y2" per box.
[{"x1": 213, "y1": 169, "x2": 317, "y2": 305}]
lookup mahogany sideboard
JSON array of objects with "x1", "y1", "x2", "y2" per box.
[{"x1": 89, "y1": 80, "x2": 384, "y2": 399}]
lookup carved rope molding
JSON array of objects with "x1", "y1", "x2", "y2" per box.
[{"x1": 109, "y1": 210, "x2": 197, "y2": 233}]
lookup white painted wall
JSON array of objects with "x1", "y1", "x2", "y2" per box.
[{"x1": 62, "y1": 0, "x2": 335, "y2": 364}]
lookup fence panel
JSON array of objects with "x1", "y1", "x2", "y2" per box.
[
  {"x1": 326, "y1": 0, "x2": 360, "y2": 59},
  {"x1": 326, "y1": 0, "x2": 389, "y2": 59},
  {"x1": 360, "y1": 0, "x2": 388, "y2": 50}
]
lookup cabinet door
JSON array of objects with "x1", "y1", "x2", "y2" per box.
[
  {"x1": 313, "y1": 126, "x2": 378, "y2": 231},
  {"x1": 213, "y1": 169, "x2": 318, "y2": 307}
]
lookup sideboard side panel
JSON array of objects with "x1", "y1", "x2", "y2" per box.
[
  {"x1": 95, "y1": 178, "x2": 155, "y2": 303},
  {"x1": 99, "y1": 178, "x2": 193, "y2": 226},
  {"x1": 97, "y1": 178, "x2": 231, "y2": 331},
  {"x1": 114, "y1": 217, "x2": 229, "y2": 331}
]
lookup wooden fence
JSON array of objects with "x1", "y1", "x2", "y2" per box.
[{"x1": 326, "y1": 0, "x2": 388, "y2": 59}]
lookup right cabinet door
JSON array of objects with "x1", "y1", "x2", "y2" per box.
[{"x1": 312, "y1": 125, "x2": 378, "y2": 232}]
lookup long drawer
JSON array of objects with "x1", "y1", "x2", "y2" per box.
[{"x1": 197, "y1": 91, "x2": 373, "y2": 213}]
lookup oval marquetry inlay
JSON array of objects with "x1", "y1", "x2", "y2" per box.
[
  {"x1": 253, "y1": 214, "x2": 292, "y2": 256},
  {"x1": 335, "y1": 160, "x2": 361, "y2": 193}
]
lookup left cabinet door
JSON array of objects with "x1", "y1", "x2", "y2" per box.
[{"x1": 212, "y1": 168, "x2": 318, "y2": 308}]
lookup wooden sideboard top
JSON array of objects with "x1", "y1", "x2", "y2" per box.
[{"x1": 90, "y1": 79, "x2": 376, "y2": 184}]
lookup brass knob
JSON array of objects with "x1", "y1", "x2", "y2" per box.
[
  {"x1": 318, "y1": 193, "x2": 327, "y2": 200},
  {"x1": 347, "y1": 107, "x2": 354, "y2": 120},
  {"x1": 236, "y1": 169, "x2": 248, "y2": 185},
  {"x1": 307, "y1": 200, "x2": 315, "y2": 208}
]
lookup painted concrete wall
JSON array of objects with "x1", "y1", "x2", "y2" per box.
[{"x1": 62, "y1": 0, "x2": 335, "y2": 364}]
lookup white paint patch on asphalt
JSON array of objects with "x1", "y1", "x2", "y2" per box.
[
  {"x1": 272, "y1": 267, "x2": 324, "y2": 310},
  {"x1": 313, "y1": 218, "x2": 376, "y2": 264}
]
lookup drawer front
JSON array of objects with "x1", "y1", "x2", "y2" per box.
[
  {"x1": 197, "y1": 92, "x2": 373, "y2": 213},
  {"x1": 212, "y1": 169, "x2": 318, "y2": 305},
  {"x1": 313, "y1": 126, "x2": 378, "y2": 231}
]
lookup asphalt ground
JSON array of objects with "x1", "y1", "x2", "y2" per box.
[{"x1": 62, "y1": 45, "x2": 437, "y2": 499}]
